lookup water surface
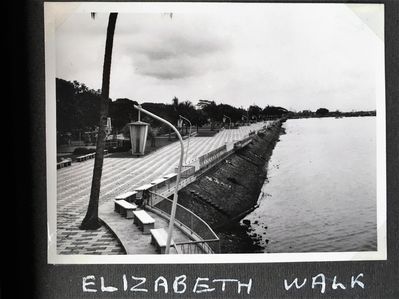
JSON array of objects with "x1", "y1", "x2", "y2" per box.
[{"x1": 245, "y1": 117, "x2": 376, "y2": 252}]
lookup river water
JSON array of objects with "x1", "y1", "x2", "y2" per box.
[{"x1": 245, "y1": 117, "x2": 377, "y2": 252}]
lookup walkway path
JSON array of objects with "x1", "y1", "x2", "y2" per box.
[{"x1": 57, "y1": 122, "x2": 267, "y2": 254}]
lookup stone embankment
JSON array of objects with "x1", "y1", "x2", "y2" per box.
[{"x1": 177, "y1": 119, "x2": 286, "y2": 253}]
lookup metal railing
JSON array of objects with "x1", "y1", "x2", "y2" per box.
[
  {"x1": 174, "y1": 165, "x2": 196, "y2": 179},
  {"x1": 174, "y1": 240, "x2": 219, "y2": 254},
  {"x1": 198, "y1": 145, "x2": 227, "y2": 169},
  {"x1": 147, "y1": 191, "x2": 220, "y2": 254},
  {"x1": 234, "y1": 135, "x2": 253, "y2": 149}
]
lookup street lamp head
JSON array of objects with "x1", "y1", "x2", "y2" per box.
[{"x1": 128, "y1": 121, "x2": 149, "y2": 156}]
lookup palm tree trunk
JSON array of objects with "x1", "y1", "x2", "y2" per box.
[{"x1": 80, "y1": 13, "x2": 118, "y2": 230}]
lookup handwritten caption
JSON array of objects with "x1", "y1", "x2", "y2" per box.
[
  {"x1": 82, "y1": 275, "x2": 252, "y2": 294},
  {"x1": 81, "y1": 273, "x2": 364, "y2": 295},
  {"x1": 284, "y1": 273, "x2": 365, "y2": 293}
]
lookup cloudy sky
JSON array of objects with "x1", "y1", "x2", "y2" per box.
[{"x1": 54, "y1": 3, "x2": 383, "y2": 111}]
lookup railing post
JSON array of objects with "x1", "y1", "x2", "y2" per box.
[
  {"x1": 179, "y1": 115, "x2": 192, "y2": 164},
  {"x1": 191, "y1": 214, "x2": 193, "y2": 235}
]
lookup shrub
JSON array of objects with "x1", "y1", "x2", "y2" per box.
[
  {"x1": 73, "y1": 147, "x2": 96, "y2": 155},
  {"x1": 107, "y1": 141, "x2": 131, "y2": 153}
]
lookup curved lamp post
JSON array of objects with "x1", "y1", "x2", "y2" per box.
[
  {"x1": 133, "y1": 105, "x2": 184, "y2": 254},
  {"x1": 179, "y1": 115, "x2": 191, "y2": 164},
  {"x1": 223, "y1": 115, "x2": 231, "y2": 129}
]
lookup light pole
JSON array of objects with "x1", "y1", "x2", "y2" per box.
[
  {"x1": 223, "y1": 115, "x2": 231, "y2": 129},
  {"x1": 134, "y1": 105, "x2": 184, "y2": 254},
  {"x1": 179, "y1": 115, "x2": 191, "y2": 164},
  {"x1": 242, "y1": 115, "x2": 248, "y2": 126},
  {"x1": 105, "y1": 117, "x2": 112, "y2": 146},
  {"x1": 105, "y1": 117, "x2": 112, "y2": 136}
]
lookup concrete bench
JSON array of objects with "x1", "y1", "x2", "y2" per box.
[
  {"x1": 57, "y1": 158, "x2": 72, "y2": 169},
  {"x1": 163, "y1": 173, "x2": 177, "y2": 180},
  {"x1": 150, "y1": 177, "x2": 167, "y2": 186},
  {"x1": 76, "y1": 150, "x2": 108, "y2": 162},
  {"x1": 114, "y1": 200, "x2": 137, "y2": 218},
  {"x1": 115, "y1": 191, "x2": 137, "y2": 203},
  {"x1": 76, "y1": 153, "x2": 95, "y2": 162},
  {"x1": 133, "y1": 210, "x2": 155, "y2": 234},
  {"x1": 134, "y1": 183, "x2": 154, "y2": 192},
  {"x1": 134, "y1": 184, "x2": 155, "y2": 204},
  {"x1": 150, "y1": 228, "x2": 174, "y2": 254}
]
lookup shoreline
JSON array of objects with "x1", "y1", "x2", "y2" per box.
[{"x1": 177, "y1": 120, "x2": 286, "y2": 253}]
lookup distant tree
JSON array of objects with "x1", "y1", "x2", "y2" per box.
[
  {"x1": 172, "y1": 97, "x2": 180, "y2": 120},
  {"x1": 193, "y1": 109, "x2": 208, "y2": 132},
  {"x1": 197, "y1": 100, "x2": 218, "y2": 129},
  {"x1": 167, "y1": 97, "x2": 180, "y2": 138},
  {"x1": 316, "y1": 108, "x2": 330, "y2": 116},
  {"x1": 214, "y1": 103, "x2": 243, "y2": 124},
  {"x1": 56, "y1": 78, "x2": 79, "y2": 132},
  {"x1": 56, "y1": 78, "x2": 104, "y2": 133},
  {"x1": 142, "y1": 102, "x2": 170, "y2": 124},
  {"x1": 109, "y1": 98, "x2": 138, "y2": 131},
  {"x1": 248, "y1": 105, "x2": 262, "y2": 120},
  {"x1": 178, "y1": 101, "x2": 196, "y2": 134},
  {"x1": 177, "y1": 101, "x2": 195, "y2": 123},
  {"x1": 262, "y1": 105, "x2": 289, "y2": 117},
  {"x1": 178, "y1": 100, "x2": 195, "y2": 115},
  {"x1": 76, "y1": 88, "x2": 104, "y2": 129}
]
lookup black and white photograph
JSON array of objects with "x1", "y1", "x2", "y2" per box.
[{"x1": 45, "y1": 2, "x2": 386, "y2": 263}]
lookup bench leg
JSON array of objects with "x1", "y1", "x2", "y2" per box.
[
  {"x1": 126, "y1": 210, "x2": 134, "y2": 219},
  {"x1": 160, "y1": 246, "x2": 166, "y2": 254},
  {"x1": 142, "y1": 223, "x2": 155, "y2": 235}
]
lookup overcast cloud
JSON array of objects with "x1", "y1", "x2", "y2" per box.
[{"x1": 55, "y1": 4, "x2": 383, "y2": 111}]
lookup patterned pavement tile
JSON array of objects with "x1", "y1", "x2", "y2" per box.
[{"x1": 56, "y1": 123, "x2": 267, "y2": 255}]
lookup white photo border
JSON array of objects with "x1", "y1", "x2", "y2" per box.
[{"x1": 45, "y1": 2, "x2": 387, "y2": 264}]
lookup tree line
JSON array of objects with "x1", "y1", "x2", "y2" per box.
[
  {"x1": 289, "y1": 108, "x2": 376, "y2": 118},
  {"x1": 57, "y1": 78, "x2": 375, "y2": 138},
  {"x1": 56, "y1": 78, "x2": 289, "y2": 136}
]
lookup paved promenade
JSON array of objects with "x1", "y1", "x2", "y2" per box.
[{"x1": 57, "y1": 123, "x2": 266, "y2": 254}]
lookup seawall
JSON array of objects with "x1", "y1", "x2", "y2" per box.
[{"x1": 177, "y1": 119, "x2": 286, "y2": 253}]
